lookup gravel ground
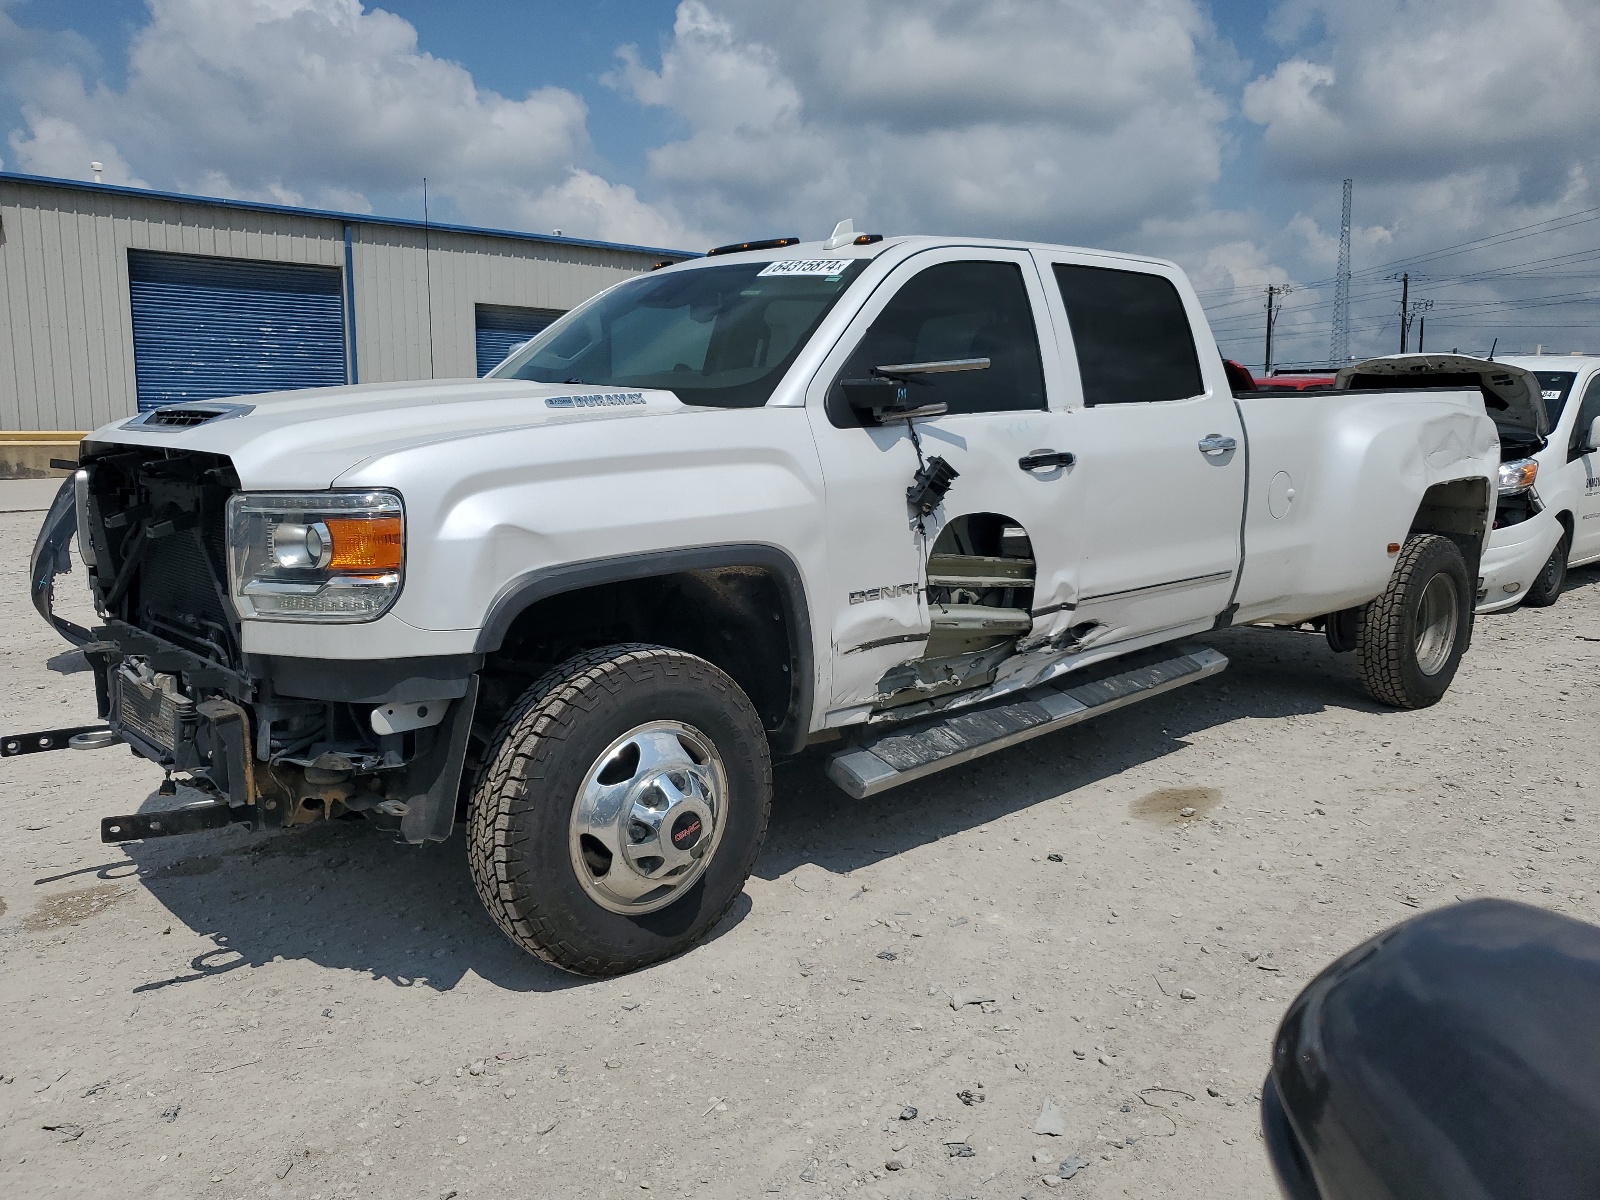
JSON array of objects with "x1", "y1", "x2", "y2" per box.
[{"x1": 3, "y1": 501, "x2": 1597, "y2": 1200}]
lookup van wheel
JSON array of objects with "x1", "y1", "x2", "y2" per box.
[
  {"x1": 1355, "y1": 534, "x2": 1472, "y2": 709},
  {"x1": 1522, "y1": 530, "x2": 1569, "y2": 608},
  {"x1": 467, "y1": 644, "x2": 772, "y2": 976}
]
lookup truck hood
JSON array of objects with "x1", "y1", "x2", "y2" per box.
[
  {"x1": 82, "y1": 378, "x2": 695, "y2": 490},
  {"x1": 1334, "y1": 354, "x2": 1547, "y2": 450}
]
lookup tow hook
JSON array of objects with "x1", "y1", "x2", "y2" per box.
[
  {"x1": 2, "y1": 725, "x2": 118, "y2": 757},
  {"x1": 101, "y1": 803, "x2": 248, "y2": 842}
]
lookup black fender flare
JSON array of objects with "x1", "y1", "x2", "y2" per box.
[{"x1": 474, "y1": 544, "x2": 816, "y2": 756}]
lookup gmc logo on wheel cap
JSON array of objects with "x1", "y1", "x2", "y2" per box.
[{"x1": 670, "y1": 813, "x2": 703, "y2": 850}]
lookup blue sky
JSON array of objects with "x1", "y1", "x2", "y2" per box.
[{"x1": 4, "y1": 0, "x2": 1598, "y2": 367}]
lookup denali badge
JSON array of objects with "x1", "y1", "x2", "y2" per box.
[{"x1": 850, "y1": 583, "x2": 919, "y2": 605}]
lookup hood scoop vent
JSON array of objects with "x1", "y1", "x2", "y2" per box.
[{"x1": 123, "y1": 402, "x2": 255, "y2": 431}]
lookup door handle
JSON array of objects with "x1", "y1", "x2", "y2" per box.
[
  {"x1": 1198, "y1": 434, "x2": 1237, "y2": 456},
  {"x1": 1019, "y1": 450, "x2": 1075, "y2": 472}
]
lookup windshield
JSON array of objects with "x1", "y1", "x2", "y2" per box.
[
  {"x1": 1534, "y1": 371, "x2": 1577, "y2": 426},
  {"x1": 491, "y1": 259, "x2": 870, "y2": 407}
]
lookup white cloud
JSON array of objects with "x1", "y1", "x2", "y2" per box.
[
  {"x1": 613, "y1": 0, "x2": 1231, "y2": 245},
  {"x1": 1242, "y1": 0, "x2": 1600, "y2": 182},
  {"x1": 4, "y1": 0, "x2": 696, "y2": 244}
]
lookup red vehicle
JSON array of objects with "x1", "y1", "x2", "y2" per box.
[
  {"x1": 1222, "y1": 361, "x2": 1337, "y2": 393},
  {"x1": 1255, "y1": 369, "x2": 1336, "y2": 392}
]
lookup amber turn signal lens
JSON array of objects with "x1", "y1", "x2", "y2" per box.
[{"x1": 324, "y1": 516, "x2": 403, "y2": 570}]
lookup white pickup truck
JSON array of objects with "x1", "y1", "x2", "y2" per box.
[{"x1": 25, "y1": 224, "x2": 1501, "y2": 975}]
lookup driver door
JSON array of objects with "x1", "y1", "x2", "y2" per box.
[{"x1": 804, "y1": 247, "x2": 1078, "y2": 720}]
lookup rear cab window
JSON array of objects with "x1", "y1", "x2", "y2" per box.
[{"x1": 1043, "y1": 261, "x2": 1204, "y2": 406}]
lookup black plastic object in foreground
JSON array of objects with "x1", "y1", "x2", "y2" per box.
[{"x1": 1263, "y1": 898, "x2": 1600, "y2": 1200}]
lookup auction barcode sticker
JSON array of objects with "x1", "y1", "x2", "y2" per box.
[{"x1": 757, "y1": 259, "x2": 852, "y2": 277}]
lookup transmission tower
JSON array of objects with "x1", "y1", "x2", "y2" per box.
[{"x1": 1330, "y1": 178, "x2": 1353, "y2": 365}]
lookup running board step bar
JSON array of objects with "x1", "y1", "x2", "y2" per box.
[{"x1": 826, "y1": 644, "x2": 1227, "y2": 799}]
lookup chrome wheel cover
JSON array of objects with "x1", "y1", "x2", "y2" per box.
[
  {"x1": 1414, "y1": 572, "x2": 1460, "y2": 676},
  {"x1": 568, "y1": 721, "x2": 728, "y2": 915}
]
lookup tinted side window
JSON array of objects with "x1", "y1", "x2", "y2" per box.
[
  {"x1": 829, "y1": 260, "x2": 1045, "y2": 424},
  {"x1": 1051, "y1": 264, "x2": 1203, "y2": 405},
  {"x1": 1569, "y1": 374, "x2": 1600, "y2": 460}
]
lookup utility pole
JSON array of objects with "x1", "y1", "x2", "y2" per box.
[
  {"x1": 1264, "y1": 284, "x2": 1291, "y2": 376},
  {"x1": 1404, "y1": 296, "x2": 1432, "y2": 354},
  {"x1": 1330, "y1": 178, "x2": 1352, "y2": 365},
  {"x1": 1398, "y1": 272, "x2": 1409, "y2": 352}
]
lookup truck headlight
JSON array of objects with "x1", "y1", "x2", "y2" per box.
[
  {"x1": 226, "y1": 491, "x2": 403, "y2": 622},
  {"x1": 1497, "y1": 458, "x2": 1538, "y2": 496}
]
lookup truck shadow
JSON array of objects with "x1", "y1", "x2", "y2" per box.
[
  {"x1": 754, "y1": 626, "x2": 1383, "y2": 881},
  {"x1": 86, "y1": 624, "x2": 1412, "y2": 993},
  {"x1": 100, "y1": 819, "x2": 615, "y2": 994},
  {"x1": 98, "y1": 806, "x2": 743, "y2": 996}
]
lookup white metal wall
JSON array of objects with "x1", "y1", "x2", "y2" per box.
[{"x1": 0, "y1": 178, "x2": 662, "y2": 431}]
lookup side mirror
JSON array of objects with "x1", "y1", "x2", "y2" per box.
[
  {"x1": 840, "y1": 378, "x2": 947, "y2": 424},
  {"x1": 840, "y1": 357, "x2": 988, "y2": 424},
  {"x1": 1583, "y1": 415, "x2": 1600, "y2": 454}
]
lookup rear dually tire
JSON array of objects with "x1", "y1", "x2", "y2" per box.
[{"x1": 1355, "y1": 534, "x2": 1473, "y2": 709}]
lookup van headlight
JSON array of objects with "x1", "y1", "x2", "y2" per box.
[
  {"x1": 1497, "y1": 458, "x2": 1538, "y2": 496},
  {"x1": 226, "y1": 491, "x2": 403, "y2": 622}
]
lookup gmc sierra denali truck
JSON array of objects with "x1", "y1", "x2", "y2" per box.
[{"x1": 23, "y1": 222, "x2": 1503, "y2": 975}]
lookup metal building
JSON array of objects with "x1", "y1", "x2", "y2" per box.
[{"x1": 0, "y1": 172, "x2": 685, "y2": 475}]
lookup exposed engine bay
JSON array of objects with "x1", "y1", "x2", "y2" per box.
[{"x1": 40, "y1": 445, "x2": 476, "y2": 843}]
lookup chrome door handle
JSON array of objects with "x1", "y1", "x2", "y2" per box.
[
  {"x1": 1019, "y1": 450, "x2": 1075, "y2": 471},
  {"x1": 1198, "y1": 434, "x2": 1237, "y2": 456}
]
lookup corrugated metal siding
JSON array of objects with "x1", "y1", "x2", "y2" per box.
[
  {"x1": 0, "y1": 177, "x2": 661, "y2": 431},
  {"x1": 127, "y1": 250, "x2": 347, "y2": 409},
  {"x1": 351, "y1": 224, "x2": 647, "y2": 383},
  {"x1": 474, "y1": 303, "x2": 562, "y2": 376}
]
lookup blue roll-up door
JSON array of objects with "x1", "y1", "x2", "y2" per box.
[
  {"x1": 128, "y1": 250, "x2": 347, "y2": 411},
  {"x1": 476, "y1": 303, "x2": 563, "y2": 376}
]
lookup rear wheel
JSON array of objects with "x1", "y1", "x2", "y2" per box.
[
  {"x1": 1521, "y1": 530, "x2": 1570, "y2": 608},
  {"x1": 467, "y1": 644, "x2": 772, "y2": 976},
  {"x1": 1355, "y1": 534, "x2": 1473, "y2": 709}
]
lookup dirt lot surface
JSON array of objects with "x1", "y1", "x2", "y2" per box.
[{"x1": 3, "y1": 500, "x2": 1597, "y2": 1200}]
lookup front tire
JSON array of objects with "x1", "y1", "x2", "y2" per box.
[
  {"x1": 1355, "y1": 534, "x2": 1473, "y2": 709},
  {"x1": 468, "y1": 644, "x2": 772, "y2": 976},
  {"x1": 1521, "y1": 530, "x2": 1570, "y2": 608}
]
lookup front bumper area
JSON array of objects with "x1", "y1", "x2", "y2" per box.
[
  {"x1": 84, "y1": 621, "x2": 479, "y2": 845},
  {"x1": 1478, "y1": 508, "x2": 1563, "y2": 612}
]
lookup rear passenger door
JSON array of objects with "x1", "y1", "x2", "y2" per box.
[{"x1": 1033, "y1": 253, "x2": 1245, "y2": 646}]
